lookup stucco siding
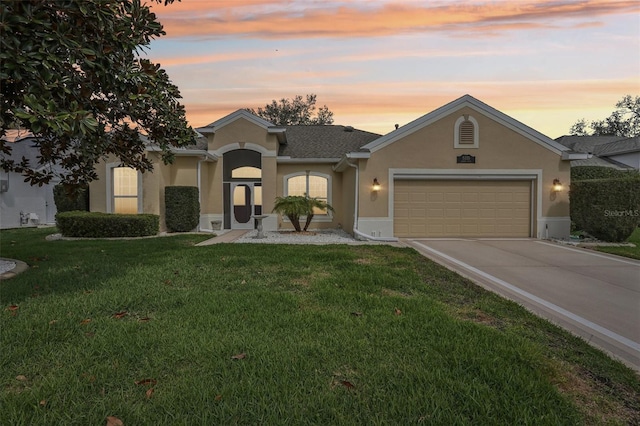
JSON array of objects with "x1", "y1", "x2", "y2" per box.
[
  {"x1": 208, "y1": 118, "x2": 279, "y2": 153},
  {"x1": 89, "y1": 160, "x2": 108, "y2": 213},
  {"x1": 360, "y1": 106, "x2": 569, "y2": 220},
  {"x1": 340, "y1": 166, "x2": 357, "y2": 234}
]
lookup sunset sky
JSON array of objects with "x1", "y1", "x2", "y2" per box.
[{"x1": 145, "y1": 0, "x2": 640, "y2": 138}]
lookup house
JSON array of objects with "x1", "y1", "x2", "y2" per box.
[
  {"x1": 555, "y1": 135, "x2": 640, "y2": 170},
  {"x1": 0, "y1": 130, "x2": 60, "y2": 229},
  {"x1": 89, "y1": 95, "x2": 575, "y2": 239}
]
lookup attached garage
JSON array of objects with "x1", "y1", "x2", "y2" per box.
[{"x1": 394, "y1": 179, "x2": 532, "y2": 238}]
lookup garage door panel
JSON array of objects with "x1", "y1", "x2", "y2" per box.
[
  {"x1": 394, "y1": 180, "x2": 531, "y2": 238},
  {"x1": 395, "y1": 207, "x2": 409, "y2": 218},
  {"x1": 395, "y1": 192, "x2": 409, "y2": 202},
  {"x1": 446, "y1": 208, "x2": 461, "y2": 217},
  {"x1": 514, "y1": 193, "x2": 530, "y2": 202},
  {"x1": 479, "y1": 208, "x2": 495, "y2": 218},
  {"x1": 427, "y1": 193, "x2": 443, "y2": 202},
  {"x1": 428, "y1": 224, "x2": 444, "y2": 234},
  {"x1": 410, "y1": 192, "x2": 426, "y2": 202},
  {"x1": 497, "y1": 208, "x2": 514, "y2": 218},
  {"x1": 446, "y1": 192, "x2": 461, "y2": 202},
  {"x1": 462, "y1": 208, "x2": 478, "y2": 217},
  {"x1": 412, "y1": 224, "x2": 427, "y2": 234},
  {"x1": 463, "y1": 193, "x2": 478, "y2": 202},
  {"x1": 478, "y1": 193, "x2": 496, "y2": 202},
  {"x1": 395, "y1": 224, "x2": 409, "y2": 235}
]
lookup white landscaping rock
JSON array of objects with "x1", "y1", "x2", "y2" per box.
[
  {"x1": 235, "y1": 229, "x2": 357, "y2": 244},
  {"x1": 0, "y1": 261, "x2": 16, "y2": 274}
]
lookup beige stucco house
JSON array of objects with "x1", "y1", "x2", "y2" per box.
[{"x1": 89, "y1": 95, "x2": 576, "y2": 239}]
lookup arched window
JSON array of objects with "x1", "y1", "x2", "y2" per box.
[
  {"x1": 284, "y1": 172, "x2": 331, "y2": 216},
  {"x1": 454, "y1": 115, "x2": 479, "y2": 148},
  {"x1": 231, "y1": 166, "x2": 261, "y2": 179}
]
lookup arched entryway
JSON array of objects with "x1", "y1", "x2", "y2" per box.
[{"x1": 223, "y1": 149, "x2": 262, "y2": 229}]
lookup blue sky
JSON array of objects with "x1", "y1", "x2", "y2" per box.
[{"x1": 145, "y1": 0, "x2": 640, "y2": 137}]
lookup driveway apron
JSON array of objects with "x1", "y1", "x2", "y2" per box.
[{"x1": 403, "y1": 238, "x2": 640, "y2": 371}]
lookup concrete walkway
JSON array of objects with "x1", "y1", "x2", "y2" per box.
[
  {"x1": 402, "y1": 238, "x2": 640, "y2": 371},
  {"x1": 195, "y1": 230, "x2": 250, "y2": 246}
]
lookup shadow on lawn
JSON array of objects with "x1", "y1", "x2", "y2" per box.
[{"x1": 0, "y1": 228, "x2": 210, "y2": 304}]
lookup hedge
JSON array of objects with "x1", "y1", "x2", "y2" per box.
[
  {"x1": 571, "y1": 166, "x2": 637, "y2": 181},
  {"x1": 165, "y1": 186, "x2": 200, "y2": 232},
  {"x1": 570, "y1": 176, "x2": 640, "y2": 242},
  {"x1": 53, "y1": 184, "x2": 89, "y2": 212},
  {"x1": 56, "y1": 211, "x2": 159, "y2": 238}
]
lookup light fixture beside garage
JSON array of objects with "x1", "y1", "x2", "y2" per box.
[
  {"x1": 372, "y1": 178, "x2": 381, "y2": 192},
  {"x1": 552, "y1": 178, "x2": 563, "y2": 192}
]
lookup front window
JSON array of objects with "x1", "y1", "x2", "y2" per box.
[
  {"x1": 232, "y1": 166, "x2": 262, "y2": 179},
  {"x1": 286, "y1": 172, "x2": 330, "y2": 215},
  {"x1": 112, "y1": 166, "x2": 139, "y2": 214}
]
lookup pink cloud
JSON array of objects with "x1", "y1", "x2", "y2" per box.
[{"x1": 150, "y1": 1, "x2": 640, "y2": 39}]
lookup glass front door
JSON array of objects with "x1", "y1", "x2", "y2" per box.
[{"x1": 230, "y1": 183, "x2": 261, "y2": 229}]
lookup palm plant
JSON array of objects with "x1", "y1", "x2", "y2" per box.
[{"x1": 272, "y1": 195, "x2": 334, "y2": 232}]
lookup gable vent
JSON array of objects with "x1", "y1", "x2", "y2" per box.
[{"x1": 459, "y1": 120, "x2": 475, "y2": 144}]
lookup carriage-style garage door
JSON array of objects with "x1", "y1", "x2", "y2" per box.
[{"x1": 394, "y1": 180, "x2": 531, "y2": 238}]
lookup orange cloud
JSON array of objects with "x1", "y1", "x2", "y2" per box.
[
  {"x1": 149, "y1": 49, "x2": 300, "y2": 67},
  {"x1": 182, "y1": 77, "x2": 640, "y2": 137},
  {"x1": 150, "y1": 1, "x2": 640, "y2": 39}
]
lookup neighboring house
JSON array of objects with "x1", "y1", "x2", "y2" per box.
[
  {"x1": 555, "y1": 135, "x2": 640, "y2": 170},
  {"x1": 89, "y1": 95, "x2": 575, "y2": 239},
  {"x1": 0, "y1": 130, "x2": 60, "y2": 229}
]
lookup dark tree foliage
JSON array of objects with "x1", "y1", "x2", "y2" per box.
[
  {"x1": 247, "y1": 94, "x2": 334, "y2": 126},
  {"x1": 569, "y1": 95, "x2": 640, "y2": 137},
  {"x1": 0, "y1": 0, "x2": 194, "y2": 187}
]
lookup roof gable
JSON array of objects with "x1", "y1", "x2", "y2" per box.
[
  {"x1": 196, "y1": 109, "x2": 276, "y2": 134},
  {"x1": 361, "y1": 94, "x2": 568, "y2": 155}
]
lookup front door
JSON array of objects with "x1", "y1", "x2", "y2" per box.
[{"x1": 230, "y1": 183, "x2": 262, "y2": 229}]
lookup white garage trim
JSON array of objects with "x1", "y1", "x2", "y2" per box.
[{"x1": 388, "y1": 169, "x2": 543, "y2": 238}]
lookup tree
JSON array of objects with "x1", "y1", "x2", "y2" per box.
[
  {"x1": 272, "y1": 195, "x2": 334, "y2": 232},
  {"x1": 0, "y1": 0, "x2": 194, "y2": 188},
  {"x1": 569, "y1": 95, "x2": 640, "y2": 137},
  {"x1": 247, "y1": 94, "x2": 334, "y2": 125}
]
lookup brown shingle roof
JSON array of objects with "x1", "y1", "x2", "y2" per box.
[{"x1": 278, "y1": 125, "x2": 381, "y2": 159}]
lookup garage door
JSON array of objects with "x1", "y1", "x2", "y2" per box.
[{"x1": 394, "y1": 180, "x2": 531, "y2": 238}]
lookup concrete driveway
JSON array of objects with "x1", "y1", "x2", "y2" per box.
[{"x1": 402, "y1": 238, "x2": 640, "y2": 371}]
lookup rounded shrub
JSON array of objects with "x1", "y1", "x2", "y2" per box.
[{"x1": 165, "y1": 186, "x2": 200, "y2": 232}]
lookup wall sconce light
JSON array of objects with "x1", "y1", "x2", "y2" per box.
[
  {"x1": 372, "y1": 178, "x2": 381, "y2": 192},
  {"x1": 552, "y1": 178, "x2": 563, "y2": 192}
]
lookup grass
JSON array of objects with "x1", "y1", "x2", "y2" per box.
[
  {"x1": 594, "y1": 227, "x2": 640, "y2": 260},
  {"x1": 1, "y1": 228, "x2": 639, "y2": 425}
]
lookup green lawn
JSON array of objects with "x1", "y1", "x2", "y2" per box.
[
  {"x1": 595, "y1": 227, "x2": 640, "y2": 260},
  {"x1": 1, "y1": 228, "x2": 638, "y2": 425}
]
